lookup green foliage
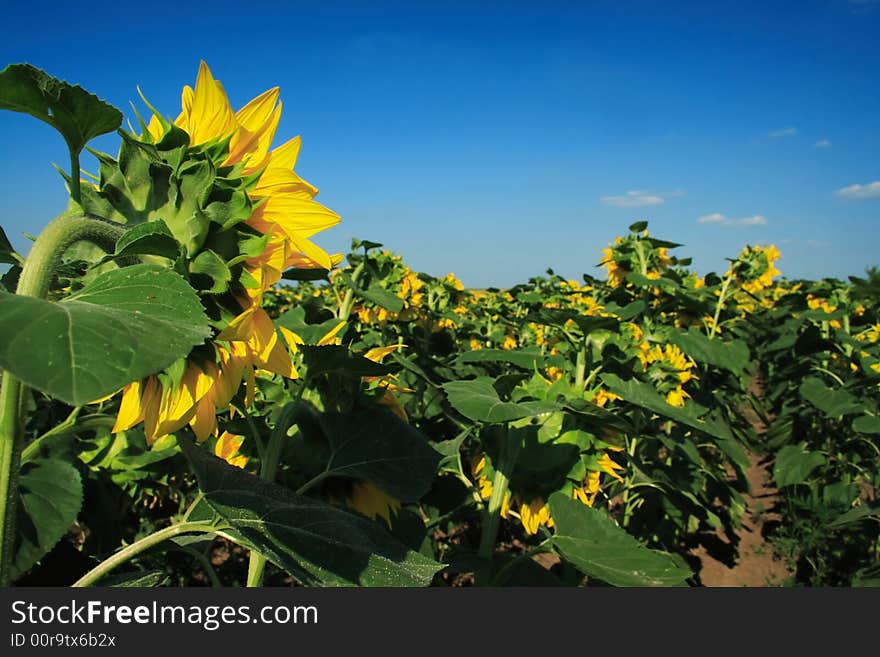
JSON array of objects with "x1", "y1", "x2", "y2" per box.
[
  {"x1": 0, "y1": 265, "x2": 211, "y2": 405},
  {"x1": 12, "y1": 459, "x2": 83, "y2": 580},
  {"x1": 0, "y1": 63, "x2": 122, "y2": 160},
  {"x1": 548, "y1": 494, "x2": 691, "y2": 586},
  {"x1": 180, "y1": 438, "x2": 443, "y2": 586}
]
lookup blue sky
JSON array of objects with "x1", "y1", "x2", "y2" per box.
[{"x1": 1, "y1": 0, "x2": 878, "y2": 287}]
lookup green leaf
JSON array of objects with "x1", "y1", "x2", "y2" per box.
[
  {"x1": 827, "y1": 503, "x2": 880, "y2": 529},
  {"x1": 360, "y1": 284, "x2": 405, "y2": 313},
  {"x1": 548, "y1": 493, "x2": 691, "y2": 586},
  {"x1": 629, "y1": 221, "x2": 649, "y2": 233},
  {"x1": 853, "y1": 415, "x2": 880, "y2": 434},
  {"x1": 434, "y1": 428, "x2": 470, "y2": 475},
  {"x1": 110, "y1": 220, "x2": 180, "y2": 260},
  {"x1": 12, "y1": 458, "x2": 83, "y2": 580},
  {"x1": 442, "y1": 377, "x2": 560, "y2": 423},
  {"x1": 189, "y1": 249, "x2": 231, "y2": 293},
  {"x1": 314, "y1": 406, "x2": 441, "y2": 501},
  {"x1": 799, "y1": 377, "x2": 862, "y2": 417},
  {"x1": 601, "y1": 373, "x2": 734, "y2": 442},
  {"x1": 103, "y1": 570, "x2": 170, "y2": 587},
  {"x1": 773, "y1": 443, "x2": 826, "y2": 488},
  {"x1": 179, "y1": 439, "x2": 443, "y2": 586},
  {"x1": 282, "y1": 267, "x2": 330, "y2": 282},
  {"x1": 456, "y1": 347, "x2": 545, "y2": 370},
  {"x1": 0, "y1": 64, "x2": 122, "y2": 155},
  {"x1": 300, "y1": 345, "x2": 393, "y2": 378},
  {"x1": 276, "y1": 312, "x2": 346, "y2": 346},
  {"x1": 532, "y1": 309, "x2": 619, "y2": 334},
  {"x1": 0, "y1": 264, "x2": 211, "y2": 405},
  {"x1": 668, "y1": 328, "x2": 750, "y2": 376},
  {"x1": 0, "y1": 225, "x2": 20, "y2": 265}
]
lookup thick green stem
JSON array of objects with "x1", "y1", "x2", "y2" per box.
[
  {"x1": 574, "y1": 343, "x2": 587, "y2": 389},
  {"x1": 337, "y1": 261, "x2": 366, "y2": 322},
  {"x1": 246, "y1": 402, "x2": 300, "y2": 587},
  {"x1": 621, "y1": 436, "x2": 640, "y2": 529},
  {"x1": 0, "y1": 212, "x2": 122, "y2": 586},
  {"x1": 476, "y1": 427, "x2": 521, "y2": 585},
  {"x1": 634, "y1": 239, "x2": 649, "y2": 277},
  {"x1": 69, "y1": 150, "x2": 82, "y2": 205},
  {"x1": 73, "y1": 522, "x2": 219, "y2": 587},
  {"x1": 708, "y1": 274, "x2": 733, "y2": 340}
]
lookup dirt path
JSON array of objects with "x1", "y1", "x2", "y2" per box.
[{"x1": 692, "y1": 451, "x2": 792, "y2": 586}]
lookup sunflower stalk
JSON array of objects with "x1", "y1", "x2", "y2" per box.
[
  {"x1": 73, "y1": 521, "x2": 221, "y2": 587},
  {"x1": 708, "y1": 272, "x2": 734, "y2": 340},
  {"x1": 0, "y1": 212, "x2": 123, "y2": 585},
  {"x1": 246, "y1": 401, "x2": 302, "y2": 587},
  {"x1": 476, "y1": 426, "x2": 521, "y2": 585}
]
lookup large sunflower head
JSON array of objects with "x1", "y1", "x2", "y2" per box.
[{"x1": 87, "y1": 62, "x2": 341, "y2": 443}]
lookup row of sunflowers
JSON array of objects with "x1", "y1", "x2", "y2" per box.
[{"x1": 0, "y1": 63, "x2": 876, "y2": 587}]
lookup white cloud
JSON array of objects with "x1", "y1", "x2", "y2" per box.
[
  {"x1": 835, "y1": 181, "x2": 880, "y2": 199},
  {"x1": 769, "y1": 127, "x2": 798, "y2": 138},
  {"x1": 814, "y1": 139, "x2": 832, "y2": 148},
  {"x1": 697, "y1": 213, "x2": 768, "y2": 227},
  {"x1": 600, "y1": 190, "x2": 666, "y2": 207}
]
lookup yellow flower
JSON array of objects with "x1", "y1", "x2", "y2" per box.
[
  {"x1": 519, "y1": 497, "x2": 554, "y2": 535},
  {"x1": 148, "y1": 62, "x2": 339, "y2": 279},
  {"x1": 502, "y1": 334, "x2": 518, "y2": 350},
  {"x1": 599, "y1": 245, "x2": 629, "y2": 287},
  {"x1": 666, "y1": 385, "x2": 689, "y2": 408},
  {"x1": 592, "y1": 388, "x2": 621, "y2": 408},
  {"x1": 214, "y1": 431, "x2": 248, "y2": 469},
  {"x1": 572, "y1": 471, "x2": 601, "y2": 507},
  {"x1": 596, "y1": 453, "x2": 625, "y2": 482},
  {"x1": 346, "y1": 482, "x2": 401, "y2": 528},
  {"x1": 113, "y1": 63, "x2": 340, "y2": 444}
]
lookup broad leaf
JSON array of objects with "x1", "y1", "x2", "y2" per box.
[
  {"x1": 360, "y1": 284, "x2": 405, "y2": 313},
  {"x1": 549, "y1": 494, "x2": 691, "y2": 586},
  {"x1": 601, "y1": 374, "x2": 733, "y2": 441},
  {"x1": 315, "y1": 407, "x2": 441, "y2": 501},
  {"x1": 101, "y1": 570, "x2": 170, "y2": 587},
  {"x1": 799, "y1": 377, "x2": 862, "y2": 417},
  {"x1": 12, "y1": 459, "x2": 83, "y2": 580},
  {"x1": 774, "y1": 443, "x2": 825, "y2": 488},
  {"x1": 300, "y1": 345, "x2": 394, "y2": 378},
  {"x1": 443, "y1": 377, "x2": 559, "y2": 423},
  {"x1": 853, "y1": 415, "x2": 880, "y2": 435},
  {"x1": 456, "y1": 347, "x2": 545, "y2": 370},
  {"x1": 180, "y1": 439, "x2": 443, "y2": 586},
  {"x1": 282, "y1": 267, "x2": 330, "y2": 282},
  {"x1": 0, "y1": 264, "x2": 211, "y2": 405},
  {"x1": 110, "y1": 220, "x2": 180, "y2": 260},
  {"x1": 0, "y1": 64, "x2": 122, "y2": 155},
  {"x1": 827, "y1": 503, "x2": 880, "y2": 529},
  {"x1": 668, "y1": 328, "x2": 750, "y2": 376}
]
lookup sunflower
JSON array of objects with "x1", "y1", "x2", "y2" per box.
[{"x1": 111, "y1": 62, "x2": 341, "y2": 444}]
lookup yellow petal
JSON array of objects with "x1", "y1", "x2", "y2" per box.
[
  {"x1": 363, "y1": 344, "x2": 404, "y2": 363},
  {"x1": 316, "y1": 321, "x2": 346, "y2": 346},
  {"x1": 189, "y1": 395, "x2": 218, "y2": 442},
  {"x1": 113, "y1": 380, "x2": 146, "y2": 433},
  {"x1": 182, "y1": 61, "x2": 236, "y2": 145},
  {"x1": 250, "y1": 195, "x2": 341, "y2": 239}
]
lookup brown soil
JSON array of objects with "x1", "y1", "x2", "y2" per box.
[
  {"x1": 691, "y1": 373, "x2": 793, "y2": 586},
  {"x1": 691, "y1": 451, "x2": 792, "y2": 586}
]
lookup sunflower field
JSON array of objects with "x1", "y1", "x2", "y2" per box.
[{"x1": 0, "y1": 63, "x2": 877, "y2": 588}]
